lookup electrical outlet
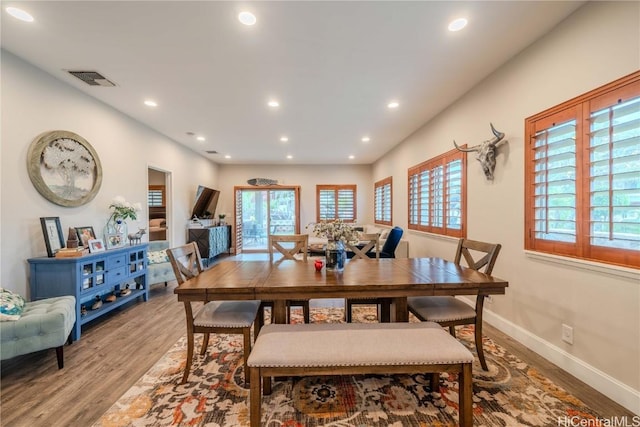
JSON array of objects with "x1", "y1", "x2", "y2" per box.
[
  {"x1": 485, "y1": 295, "x2": 494, "y2": 304},
  {"x1": 562, "y1": 324, "x2": 574, "y2": 344}
]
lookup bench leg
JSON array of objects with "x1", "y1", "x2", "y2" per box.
[
  {"x1": 243, "y1": 328, "x2": 251, "y2": 384},
  {"x1": 459, "y1": 363, "x2": 473, "y2": 427},
  {"x1": 250, "y1": 367, "x2": 261, "y2": 427},
  {"x1": 429, "y1": 372, "x2": 439, "y2": 391},
  {"x1": 55, "y1": 345, "x2": 64, "y2": 369}
]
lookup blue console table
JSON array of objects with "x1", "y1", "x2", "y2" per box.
[{"x1": 28, "y1": 244, "x2": 148, "y2": 341}]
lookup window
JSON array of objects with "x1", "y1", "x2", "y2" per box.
[
  {"x1": 525, "y1": 72, "x2": 639, "y2": 268},
  {"x1": 317, "y1": 185, "x2": 357, "y2": 222},
  {"x1": 148, "y1": 185, "x2": 165, "y2": 207},
  {"x1": 408, "y1": 149, "x2": 466, "y2": 237},
  {"x1": 374, "y1": 177, "x2": 392, "y2": 225}
]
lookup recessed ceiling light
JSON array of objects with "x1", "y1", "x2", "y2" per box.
[
  {"x1": 387, "y1": 101, "x2": 399, "y2": 109},
  {"x1": 238, "y1": 11, "x2": 256, "y2": 26},
  {"x1": 361, "y1": 136, "x2": 370, "y2": 143},
  {"x1": 286, "y1": 155, "x2": 293, "y2": 159},
  {"x1": 196, "y1": 136, "x2": 205, "y2": 142},
  {"x1": 225, "y1": 155, "x2": 231, "y2": 159},
  {"x1": 280, "y1": 136, "x2": 289, "y2": 142},
  {"x1": 448, "y1": 18, "x2": 468, "y2": 32},
  {"x1": 268, "y1": 100, "x2": 280, "y2": 108},
  {"x1": 349, "y1": 155, "x2": 355, "y2": 160},
  {"x1": 144, "y1": 100, "x2": 157, "y2": 107},
  {"x1": 6, "y1": 7, "x2": 34, "y2": 22}
]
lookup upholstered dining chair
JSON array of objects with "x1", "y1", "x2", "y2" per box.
[
  {"x1": 262, "y1": 234, "x2": 310, "y2": 324},
  {"x1": 167, "y1": 242, "x2": 260, "y2": 384},
  {"x1": 344, "y1": 230, "x2": 400, "y2": 322},
  {"x1": 407, "y1": 238, "x2": 502, "y2": 371}
]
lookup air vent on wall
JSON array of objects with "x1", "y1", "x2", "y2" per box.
[
  {"x1": 205, "y1": 150, "x2": 218, "y2": 154},
  {"x1": 67, "y1": 70, "x2": 116, "y2": 87}
]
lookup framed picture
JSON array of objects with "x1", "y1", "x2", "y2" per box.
[
  {"x1": 75, "y1": 226, "x2": 96, "y2": 247},
  {"x1": 27, "y1": 130, "x2": 103, "y2": 207},
  {"x1": 88, "y1": 238, "x2": 106, "y2": 253},
  {"x1": 105, "y1": 233, "x2": 124, "y2": 249},
  {"x1": 40, "y1": 217, "x2": 64, "y2": 257}
]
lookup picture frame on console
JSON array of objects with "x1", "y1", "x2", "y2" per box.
[
  {"x1": 105, "y1": 233, "x2": 123, "y2": 249},
  {"x1": 88, "y1": 238, "x2": 106, "y2": 253},
  {"x1": 40, "y1": 216, "x2": 64, "y2": 257},
  {"x1": 75, "y1": 226, "x2": 96, "y2": 247}
]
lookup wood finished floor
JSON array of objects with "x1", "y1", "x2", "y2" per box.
[{"x1": 1, "y1": 256, "x2": 634, "y2": 426}]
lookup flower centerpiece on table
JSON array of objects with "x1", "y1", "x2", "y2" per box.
[
  {"x1": 309, "y1": 219, "x2": 358, "y2": 271},
  {"x1": 309, "y1": 219, "x2": 359, "y2": 244}
]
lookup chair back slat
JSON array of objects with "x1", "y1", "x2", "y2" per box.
[
  {"x1": 167, "y1": 242, "x2": 204, "y2": 284},
  {"x1": 454, "y1": 238, "x2": 501, "y2": 275},
  {"x1": 268, "y1": 234, "x2": 309, "y2": 263},
  {"x1": 347, "y1": 233, "x2": 380, "y2": 259}
]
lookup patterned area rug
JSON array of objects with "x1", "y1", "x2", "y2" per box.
[{"x1": 93, "y1": 307, "x2": 601, "y2": 427}]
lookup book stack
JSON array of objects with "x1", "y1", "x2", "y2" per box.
[{"x1": 55, "y1": 247, "x2": 89, "y2": 258}]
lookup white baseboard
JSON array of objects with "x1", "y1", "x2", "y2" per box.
[{"x1": 481, "y1": 305, "x2": 640, "y2": 415}]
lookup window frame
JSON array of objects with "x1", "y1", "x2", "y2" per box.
[
  {"x1": 316, "y1": 184, "x2": 357, "y2": 223},
  {"x1": 407, "y1": 148, "x2": 467, "y2": 238},
  {"x1": 374, "y1": 177, "x2": 393, "y2": 226},
  {"x1": 524, "y1": 71, "x2": 640, "y2": 269}
]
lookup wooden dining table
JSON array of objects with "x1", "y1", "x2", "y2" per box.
[{"x1": 174, "y1": 257, "x2": 509, "y2": 323}]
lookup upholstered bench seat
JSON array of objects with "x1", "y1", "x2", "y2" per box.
[
  {"x1": 247, "y1": 322, "x2": 474, "y2": 427},
  {"x1": 0, "y1": 296, "x2": 76, "y2": 369}
]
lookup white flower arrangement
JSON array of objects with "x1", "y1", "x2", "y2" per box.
[
  {"x1": 309, "y1": 219, "x2": 359, "y2": 244},
  {"x1": 108, "y1": 196, "x2": 142, "y2": 222}
]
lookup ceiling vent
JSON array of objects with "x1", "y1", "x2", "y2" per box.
[
  {"x1": 67, "y1": 70, "x2": 116, "y2": 87},
  {"x1": 205, "y1": 150, "x2": 218, "y2": 154}
]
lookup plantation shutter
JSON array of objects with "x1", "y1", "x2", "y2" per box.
[
  {"x1": 446, "y1": 159, "x2": 463, "y2": 230},
  {"x1": 235, "y1": 188, "x2": 243, "y2": 253},
  {"x1": 408, "y1": 149, "x2": 466, "y2": 237},
  {"x1": 533, "y1": 119, "x2": 578, "y2": 243},
  {"x1": 317, "y1": 185, "x2": 357, "y2": 222},
  {"x1": 374, "y1": 177, "x2": 392, "y2": 225},
  {"x1": 588, "y1": 95, "x2": 640, "y2": 251}
]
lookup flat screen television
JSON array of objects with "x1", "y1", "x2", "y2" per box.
[{"x1": 191, "y1": 185, "x2": 220, "y2": 219}]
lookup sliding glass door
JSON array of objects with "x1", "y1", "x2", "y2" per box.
[{"x1": 234, "y1": 186, "x2": 300, "y2": 252}]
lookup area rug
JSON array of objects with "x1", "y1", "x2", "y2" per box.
[{"x1": 93, "y1": 307, "x2": 602, "y2": 427}]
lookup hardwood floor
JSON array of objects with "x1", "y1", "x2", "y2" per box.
[{"x1": 1, "y1": 256, "x2": 634, "y2": 426}]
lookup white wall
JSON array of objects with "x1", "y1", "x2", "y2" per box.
[
  {"x1": 1, "y1": 51, "x2": 220, "y2": 297},
  {"x1": 217, "y1": 164, "x2": 373, "y2": 235},
  {"x1": 373, "y1": 2, "x2": 639, "y2": 411}
]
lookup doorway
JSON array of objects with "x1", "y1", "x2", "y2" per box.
[
  {"x1": 234, "y1": 186, "x2": 300, "y2": 252},
  {"x1": 147, "y1": 167, "x2": 171, "y2": 243}
]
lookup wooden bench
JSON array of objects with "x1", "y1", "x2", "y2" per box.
[{"x1": 247, "y1": 322, "x2": 474, "y2": 427}]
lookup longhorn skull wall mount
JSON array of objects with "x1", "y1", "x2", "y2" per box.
[{"x1": 453, "y1": 123, "x2": 506, "y2": 180}]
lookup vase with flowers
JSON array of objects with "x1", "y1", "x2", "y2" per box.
[
  {"x1": 104, "y1": 196, "x2": 141, "y2": 248},
  {"x1": 310, "y1": 219, "x2": 358, "y2": 272}
]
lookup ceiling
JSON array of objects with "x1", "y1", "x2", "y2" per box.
[{"x1": 1, "y1": 1, "x2": 584, "y2": 165}]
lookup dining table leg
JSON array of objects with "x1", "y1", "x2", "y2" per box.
[
  {"x1": 273, "y1": 300, "x2": 288, "y2": 324},
  {"x1": 390, "y1": 297, "x2": 409, "y2": 322}
]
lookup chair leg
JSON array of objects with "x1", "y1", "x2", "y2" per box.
[
  {"x1": 379, "y1": 300, "x2": 391, "y2": 323},
  {"x1": 200, "y1": 333, "x2": 210, "y2": 356},
  {"x1": 459, "y1": 364, "x2": 473, "y2": 427},
  {"x1": 243, "y1": 328, "x2": 252, "y2": 384},
  {"x1": 345, "y1": 300, "x2": 353, "y2": 323},
  {"x1": 475, "y1": 321, "x2": 488, "y2": 371},
  {"x1": 449, "y1": 325, "x2": 456, "y2": 337},
  {"x1": 303, "y1": 301, "x2": 310, "y2": 323},
  {"x1": 250, "y1": 367, "x2": 261, "y2": 427},
  {"x1": 182, "y1": 332, "x2": 194, "y2": 384},
  {"x1": 429, "y1": 372, "x2": 439, "y2": 391},
  {"x1": 55, "y1": 345, "x2": 64, "y2": 369}
]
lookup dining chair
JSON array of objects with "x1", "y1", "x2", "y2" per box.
[
  {"x1": 407, "y1": 238, "x2": 502, "y2": 371},
  {"x1": 262, "y1": 234, "x2": 310, "y2": 324},
  {"x1": 346, "y1": 233, "x2": 380, "y2": 260},
  {"x1": 167, "y1": 242, "x2": 260, "y2": 384},
  {"x1": 344, "y1": 232, "x2": 390, "y2": 322}
]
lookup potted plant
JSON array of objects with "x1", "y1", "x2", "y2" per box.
[{"x1": 218, "y1": 213, "x2": 226, "y2": 225}]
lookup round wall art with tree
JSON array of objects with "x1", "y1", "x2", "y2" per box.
[{"x1": 27, "y1": 130, "x2": 103, "y2": 207}]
